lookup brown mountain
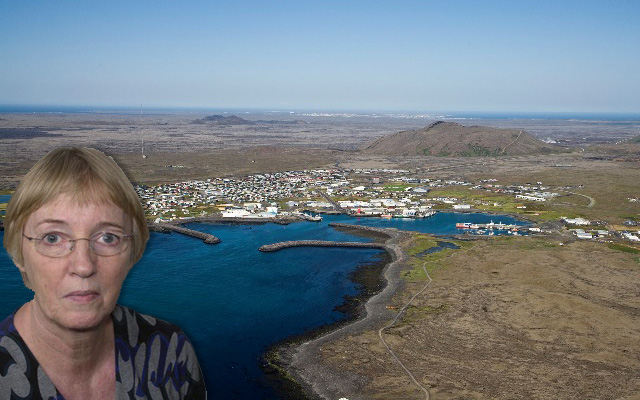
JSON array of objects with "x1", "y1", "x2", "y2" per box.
[
  {"x1": 191, "y1": 115, "x2": 255, "y2": 125},
  {"x1": 362, "y1": 121, "x2": 557, "y2": 156}
]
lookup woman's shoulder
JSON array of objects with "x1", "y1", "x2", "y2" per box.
[
  {"x1": 112, "y1": 304, "x2": 186, "y2": 342},
  {"x1": 112, "y1": 305, "x2": 206, "y2": 398},
  {"x1": 0, "y1": 311, "x2": 17, "y2": 336}
]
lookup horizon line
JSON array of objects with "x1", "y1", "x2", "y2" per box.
[{"x1": 1, "y1": 104, "x2": 639, "y2": 118}]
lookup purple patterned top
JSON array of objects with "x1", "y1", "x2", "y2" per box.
[{"x1": 0, "y1": 305, "x2": 206, "y2": 399}]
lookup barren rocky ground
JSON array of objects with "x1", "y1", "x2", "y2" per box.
[
  {"x1": 313, "y1": 235, "x2": 640, "y2": 399},
  {"x1": 1, "y1": 112, "x2": 639, "y2": 399}
]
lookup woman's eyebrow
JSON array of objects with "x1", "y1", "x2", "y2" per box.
[
  {"x1": 95, "y1": 221, "x2": 127, "y2": 231},
  {"x1": 34, "y1": 220, "x2": 126, "y2": 231},
  {"x1": 35, "y1": 219, "x2": 67, "y2": 227}
]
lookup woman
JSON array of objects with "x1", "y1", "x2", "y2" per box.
[{"x1": 1, "y1": 147, "x2": 206, "y2": 399}]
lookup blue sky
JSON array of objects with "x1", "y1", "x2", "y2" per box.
[{"x1": 1, "y1": 0, "x2": 638, "y2": 112}]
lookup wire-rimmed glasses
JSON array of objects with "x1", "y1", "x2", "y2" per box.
[{"x1": 22, "y1": 231, "x2": 133, "y2": 258}]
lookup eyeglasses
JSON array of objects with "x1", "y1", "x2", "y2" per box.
[{"x1": 22, "y1": 231, "x2": 133, "y2": 258}]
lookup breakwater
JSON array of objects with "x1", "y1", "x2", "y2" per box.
[
  {"x1": 328, "y1": 222, "x2": 393, "y2": 235},
  {"x1": 149, "y1": 223, "x2": 221, "y2": 244},
  {"x1": 259, "y1": 240, "x2": 387, "y2": 252},
  {"x1": 168, "y1": 216, "x2": 297, "y2": 225},
  {"x1": 259, "y1": 223, "x2": 395, "y2": 252}
]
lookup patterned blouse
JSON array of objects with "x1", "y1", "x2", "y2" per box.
[{"x1": 0, "y1": 305, "x2": 206, "y2": 399}]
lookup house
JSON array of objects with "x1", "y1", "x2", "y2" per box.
[
  {"x1": 576, "y1": 232, "x2": 593, "y2": 239},
  {"x1": 453, "y1": 204, "x2": 472, "y2": 210},
  {"x1": 516, "y1": 194, "x2": 546, "y2": 202},
  {"x1": 243, "y1": 202, "x2": 262, "y2": 211},
  {"x1": 622, "y1": 232, "x2": 640, "y2": 242},
  {"x1": 222, "y1": 207, "x2": 251, "y2": 218},
  {"x1": 562, "y1": 217, "x2": 591, "y2": 226}
]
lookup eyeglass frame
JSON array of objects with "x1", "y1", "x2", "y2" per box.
[{"x1": 22, "y1": 231, "x2": 134, "y2": 258}]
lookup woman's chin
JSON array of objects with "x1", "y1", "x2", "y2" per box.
[{"x1": 57, "y1": 307, "x2": 113, "y2": 332}]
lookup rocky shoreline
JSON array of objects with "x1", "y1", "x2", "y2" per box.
[{"x1": 264, "y1": 223, "x2": 411, "y2": 399}]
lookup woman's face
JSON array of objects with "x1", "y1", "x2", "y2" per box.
[{"x1": 18, "y1": 192, "x2": 134, "y2": 331}]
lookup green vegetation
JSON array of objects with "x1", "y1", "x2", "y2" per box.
[
  {"x1": 427, "y1": 187, "x2": 531, "y2": 215},
  {"x1": 460, "y1": 144, "x2": 502, "y2": 157},
  {"x1": 383, "y1": 182, "x2": 416, "y2": 191},
  {"x1": 404, "y1": 233, "x2": 469, "y2": 281},
  {"x1": 401, "y1": 304, "x2": 449, "y2": 323},
  {"x1": 426, "y1": 186, "x2": 593, "y2": 222},
  {"x1": 608, "y1": 243, "x2": 640, "y2": 254}
]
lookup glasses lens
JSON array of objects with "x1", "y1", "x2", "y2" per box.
[
  {"x1": 90, "y1": 232, "x2": 130, "y2": 256},
  {"x1": 31, "y1": 232, "x2": 131, "y2": 257},
  {"x1": 34, "y1": 233, "x2": 70, "y2": 257}
]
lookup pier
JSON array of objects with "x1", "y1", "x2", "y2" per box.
[{"x1": 149, "y1": 223, "x2": 221, "y2": 244}]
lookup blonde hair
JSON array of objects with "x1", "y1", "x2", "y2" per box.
[{"x1": 3, "y1": 147, "x2": 149, "y2": 288}]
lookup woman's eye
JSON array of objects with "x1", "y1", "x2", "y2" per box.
[
  {"x1": 43, "y1": 233, "x2": 62, "y2": 245},
  {"x1": 99, "y1": 233, "x2": 120, "y2": 245}
]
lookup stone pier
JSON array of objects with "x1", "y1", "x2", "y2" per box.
[
  {"x1": 149, "y1": 223, "x2": 221, "y2": 244},
  {"x1": 259, "y1": 240, "x2": 387, "y2": 252}
]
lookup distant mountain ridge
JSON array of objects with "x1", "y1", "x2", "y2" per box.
[
  {"x1": 363, "y1": 121, "x2": 557, "y2": 156},
  {"x1": 191, "y1": 115, "x2": 308, "y2": 126},
  {"x1": 191, "y1": 115, "x2": 254, "y2": 125}
]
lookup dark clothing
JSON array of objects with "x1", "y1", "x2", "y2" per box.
[{"x1": 0, "y1": 304, "x2": 206, "y2": 399}]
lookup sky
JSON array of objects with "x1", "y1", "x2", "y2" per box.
[{"x1": 1, "y1": 0, "x2": 639, "y2": 113}]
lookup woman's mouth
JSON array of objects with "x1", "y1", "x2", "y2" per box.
[{"x1": 65, "y1": 290, "x2": 99, "y2": 303}]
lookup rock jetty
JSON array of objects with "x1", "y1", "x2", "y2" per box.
[
  {"x1": 259, "y1": 240, "x2": 386, "y2": 252},
  {"x1": 149, "y1": 223, "x2": 221, "y2": 244},
  {"x1": 259, "y1": 223, "x2": 398, "y2": 252}
]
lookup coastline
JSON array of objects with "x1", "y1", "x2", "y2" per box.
[
  {"x1": 265, "y1": 223, "x2": 411, "y2": 400},
  {"x1": 150, "y1": 212, "x2": 538, "y2": 398}
]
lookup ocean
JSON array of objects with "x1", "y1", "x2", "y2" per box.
[{"x1": 0, "y1": 212, "x2": 526, "y2": 398}]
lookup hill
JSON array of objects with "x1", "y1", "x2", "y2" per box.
[
  {"x1": 362, "y1": 121, "x2": 558, "y2": 156},
  {"x1": 191, "y1": 115, "x2": 255, "y2": 125},
  {"x1": 191, "y1": 115, "x2": 308, "y2": 126}
]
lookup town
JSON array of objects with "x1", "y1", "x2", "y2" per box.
[{"x1": 134, "y1": 168, "x2": 640, "y2": 243}]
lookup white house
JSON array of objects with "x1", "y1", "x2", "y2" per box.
[
  {"x1": 516, "y1": 194, "x2": 546, "y2": 202},
  {"x1": 222, "y1": 208, "x2": 251, "y2": 218},
  {"x1": 562, "y1": 217, "x2": 591, "y2": 226}
]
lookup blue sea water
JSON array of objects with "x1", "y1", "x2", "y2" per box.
[{"x1": 0, "y1": 212, "x2": 526, "y2": 398}]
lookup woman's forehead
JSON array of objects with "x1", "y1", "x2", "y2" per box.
[{"x1": 27, "y1": 193, "x2": 130, "y2": 228}]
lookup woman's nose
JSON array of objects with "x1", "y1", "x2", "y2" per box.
[{"x1": 68, "y1": 239, "x2": 98, "y2": 278}]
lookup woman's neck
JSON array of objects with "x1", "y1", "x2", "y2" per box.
[{"x1": 15, "y1": 300, "x2": 114, "y2": 378}]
